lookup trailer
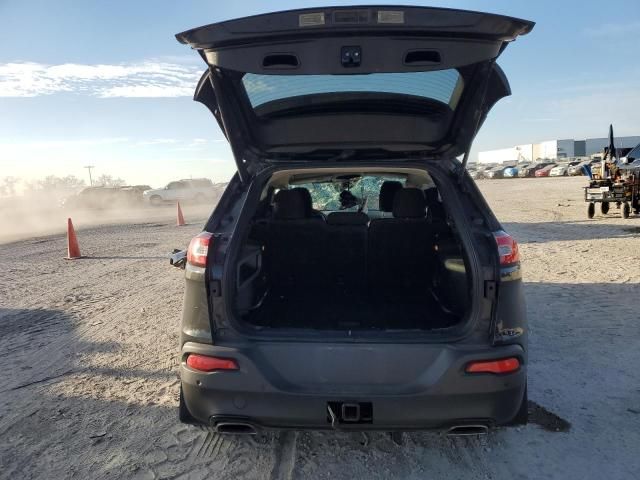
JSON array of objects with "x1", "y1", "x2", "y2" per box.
[{"x1": 584, "y1": 162, "x2": 640, "y2": 218}]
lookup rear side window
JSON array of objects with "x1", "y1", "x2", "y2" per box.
[{"x1": 242, "y1": 70, "x2": 464, "y2": 109}]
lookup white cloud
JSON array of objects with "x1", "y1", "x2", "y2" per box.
[
  {"x1": 0, "y1": 60, "x2": 202, "y2": 98},
  {"x1": 522, "y1": 117, "x2": 558, "y2": 123},
  {"x1": 0, "y1": 137, "x2": 220, "y2": 159},
  {"x1": 136, "y1": 138, "x2": 180, "y2": 146},
  {"x1": 585, "y1": 21, "x2": 640, "y2": 38},
  {"x1": 0, "y1": 137, "x2": 130, "y2": 150}
]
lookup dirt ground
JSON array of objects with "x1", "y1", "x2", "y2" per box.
[{"x1": 1, "y1": 177, "x2": 639, "y2": 480}]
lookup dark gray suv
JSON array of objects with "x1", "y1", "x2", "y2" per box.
[{"x1": 173, "y1": 5, "x2": 532, "y2": 434}]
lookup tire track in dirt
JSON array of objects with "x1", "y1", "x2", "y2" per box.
[{"x1": 270, "y1": 431, "x2": 298, "y2": 480}]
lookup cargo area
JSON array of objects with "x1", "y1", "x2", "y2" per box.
[{"x1": 233, "y1": 170, "x2": 472, "y2": 332}]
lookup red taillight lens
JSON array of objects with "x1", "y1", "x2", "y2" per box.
[
  {"x1": 186, "y1": 354, "x2": 239, "y2": 372},
  {"x1": 493, "y1": 230, "x2": 520, "y2": 265},
  {"x1": 466, "y1": 357, "x2": 520, "y2": 374},
  {"x1": 187, "y1": 232, "x2": 213, "y2": 268}
]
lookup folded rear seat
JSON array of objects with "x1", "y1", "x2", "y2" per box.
[
  {"x1": 325, "y1": 212, "x2": 369, "y2": 293},
  {"x1": 267, "y1": 189, "x2": 326, "y2": 293},
  {"x1": 368, "y1": 188, "x2": 434, "y2": 294},
  {"x1": 377, "y1": 180, "x2": 402, "y2": 217}
]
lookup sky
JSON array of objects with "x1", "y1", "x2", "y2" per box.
[{"x1": 1, "y1": 0, "x2": 639, "y2": 188}]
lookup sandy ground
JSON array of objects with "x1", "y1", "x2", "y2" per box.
[{"x1": 1, "y1": 176, "x2": 639, "y2": 479}]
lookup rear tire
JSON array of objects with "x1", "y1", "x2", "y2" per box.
[
  {"x1": 623, "y1": 202, "x2": 631, "y2": 219},
  {"x1": 390, "y1": 431, "x2": 405, "y2": 446},
  {"x1": 509, "y1": 384, "x2": 528, "y2": 426},
  {"x1": 601, "y1": 202, "x2": 609, "y2": 215},
  {"x1": 150, "y1": 195, "x2": 162, "y2": 206},
  {"x1": 587, "y1": 203, "x2": 595, "y2": 219},
  {"x1": 179, "y1": 385, "x2": 199, "y2": 425}
]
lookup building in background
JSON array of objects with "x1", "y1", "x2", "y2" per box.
[
  {"x1": 478, "y1": 136, "x2": 640, "y2": 164},
  {"x1": 584, "y1": 137, "x2": 640, "y2": 156}
]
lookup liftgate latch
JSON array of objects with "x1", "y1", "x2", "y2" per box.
[{"x1": 484, "y1": 280, "x2": 496, "y2": 300}]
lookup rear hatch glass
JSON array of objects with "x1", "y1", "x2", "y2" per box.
[{"x1": 243, "y1": 70, "x2": 464, "y2": 113}]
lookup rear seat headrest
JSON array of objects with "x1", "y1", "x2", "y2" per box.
[
  {"x1": 290, "y1": 187, "x2": 313, "y2": 216},
  {"x1": 326, "y1": 212, "x2": 369, "y2": 226},
  {"x1": 392, "y1": 188, "x2": 426, "y2": 218},
  {"x1": 424, "y1": 187, "x2": 439, "y2": 206},
  {"x1": 379, "y1": 181, "x2": 403, "y2": 212},
  {"x1": 424, "y1": 188, "x2": 446, "y2": 223},
  {"x1": 273, "y1": 189, "x2": 308, "y2": 220}
]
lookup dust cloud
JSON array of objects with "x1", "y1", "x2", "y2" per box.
[{"x1": 0, "y1": 190, "x2": 214, "y2": 245}]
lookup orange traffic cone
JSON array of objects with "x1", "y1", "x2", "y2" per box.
[
  {"x1": 66, "y1": 218, "x2": 82, "y2": 259},
  {"x1": 176, "y1": 202, "x2": 186, "y2": 226}
]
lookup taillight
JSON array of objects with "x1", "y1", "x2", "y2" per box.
[
  {"x1": 465, "y1": 357, "x2": 520, "y2": 374},
  {"x1": 186, "y1": 354, "x2": 239, "y2": 372},
  {"x1": 187, "y1": 232, "x2": 213, "y2": 268},
  {"x1": 493, "y1": 230, "x2": 520, "y2": 265}
]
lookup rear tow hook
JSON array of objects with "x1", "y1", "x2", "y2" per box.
[{"x1": 327, "y1": 404, "x2": 338, "y2": 429}]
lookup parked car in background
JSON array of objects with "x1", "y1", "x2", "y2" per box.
[
  {"x1": 568, "y1": 161, "x2": 588, "y2": 176},
  {"x1": 62, "y1": 186, "x2": 119, "y2": 209},
  {"x1": 620, "y1": 142, "x2": 640, "y2": 165},
  {"x1": 143, "y1": 178, "x2": 220, "y2": 205},
  {"x1": 469, "y1": 169, "x2": 483, "y2": 180},
  {"x1": 518, "y1": 162, "x2": 554, "y2": 177},
  {"x1": 549, "y1": 162, "x2": 580, "y2": 177},
  {"x1": 534, "y1": 164, "x2": 557, "y2": 177},
  {"x1": 62, "y1": 185, "x2": 154, "y2": 209},
  {"x1": 485, "y1": 164, "x2": 512, "y2": 179},
  {"x1": 119, "y1": 185, "x2": 152, "y2": 203},
  {"x1": 469, "y1": 164, "x2": 496, "y2": 180},
  {"x1": 568, "y1": 159, "x2": 600, "y2": 176},
  {"x1": 469, "y1": 164, "x2": 495, "y2": 180},
  {"x1": 504, "y1": 163, "x2": 528, "y2": 178}
]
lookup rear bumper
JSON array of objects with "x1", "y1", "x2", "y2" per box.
[{"x1": 180, "y1": 342, "x2": 526, "y2": 431}]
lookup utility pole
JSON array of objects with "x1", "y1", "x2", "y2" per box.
[{"x1": 84, "y1": 165, "x2": 94, "y2": 186}]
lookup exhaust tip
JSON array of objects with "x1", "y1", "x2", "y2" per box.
[
  {"x1": 446, "y1": 424, "x2": 489, "y2": 436},
  {"x1": 215, "y1": 422, "x2": 258, "y2": 435}
]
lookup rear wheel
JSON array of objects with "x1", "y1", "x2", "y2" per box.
[
  {"x1": 623, "y1": 202, "x2": 631, "y2": 219},
  {"x1": 179, "y1": 385, "x2": 199, "y2": 425},
  {"x1": 587, "y1": 203, "x2": 595, "y2": 219},
  {"x1": 600, "y1": 202, "x2": 609, "y2": 215},
  {"x1": 508, "y1": 384, "x2": 528, "y2": 426},
  {"x1": 150, "y1": 195, "x2": 163, "y2": 206}
]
